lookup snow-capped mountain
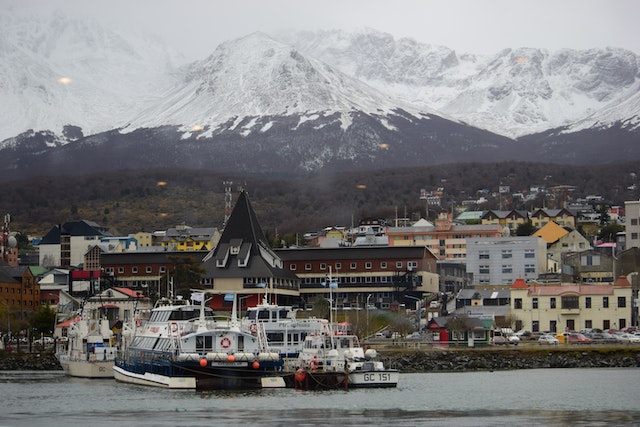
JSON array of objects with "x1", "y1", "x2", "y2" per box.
[
  {"x1": 0, "y1": 7, "x2": 181, "y2": 144},
  {"x1": 121, "y1": 32, "x2": 439, "y2": 138},
  {"x1": 278, "y1": 29, "x2": 640, "y2": 138},
  {"x1": 1, "y1": 9, "x2": 639, "y2": 181}
]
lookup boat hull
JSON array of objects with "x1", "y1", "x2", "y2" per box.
[
  {"x1": 289, "y1": 369, "x2": 399, "y2": 390},
  {"x1": 114, "y1": 359, "x2": 285, "y2": 390},
  {"x1": 58, "y1": 357, "x2": 114, "y2": 379}
]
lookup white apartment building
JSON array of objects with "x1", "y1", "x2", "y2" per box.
[
  {"x1": 466, "y1": 236, "x2": 547, "y2": 285},
  {"x1": 624, "y1": 200, "x2": 640, "y2": 249}
]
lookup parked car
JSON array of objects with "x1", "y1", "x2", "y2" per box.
[
  {"x1": 587, "y1": 332, "x2": 618, "y2": 344},
  {"x1": 616, "y1": 333, "x2": 640, "y2": 343},
  {"x1": 34, "y1": 336, "x2": 54, "y2": 345},
  {"x1": 491, "y1": 330, "x2": 509, "y2": 345},
  {"x1": 565, "y1": 333, "x2": 592, "y2": 344},
  {"x1": 538, "y1": 334, "x2": 559, "y2": 345}
]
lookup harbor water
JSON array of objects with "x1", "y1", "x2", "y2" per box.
[{"x1": 1, "y1": 368, "x2": 639, "y2": 426}]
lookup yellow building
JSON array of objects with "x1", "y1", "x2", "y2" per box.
[
  {"x1": 161, "y1": 225, "x2": 220, "y2": 251},
  {"x1": 510, "y1": 276, "x2": 632, "y2": 333}
]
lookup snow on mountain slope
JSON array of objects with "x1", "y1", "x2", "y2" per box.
[
  {"x1": 279, "y1": 30, "x2": 640, "y2": 138},
  {"x1": 0, "y1": 7, "x2": 181, "y2": 144},
  {"x1": 122, "y1": 32, "x2": 439, "y2": 137}
]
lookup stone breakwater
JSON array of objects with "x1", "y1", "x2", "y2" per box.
[
  {"x1": 0, "y1": 352, "x2": 62, "y2": 370},
  {"x1": 379, "y1": 347, "x2": 640, "y2": 372},
  {"x1": 2, "y1": 348, "x2": 640, "y2": 372}
]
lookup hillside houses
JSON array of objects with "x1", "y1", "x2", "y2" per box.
[{"x1": 4, "y1": 195, "x2": 640, "y2": 338}]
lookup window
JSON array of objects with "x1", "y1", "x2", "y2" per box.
[
  {"x1": 159, "y1": 266, "x2": 166, "y2": 273},
  {"x1": 524, "y1": 264, "x2": 535, "y2": 273},
  {"x1": 305, "y1": 264, "x2": 311, "y2": 271},
  {"x1": 502, "y1": 265, "x2": 512, "y2": 274},
  {"x1": 479, "y1": 265, "x2": 490, "y2": 274},
  {"x1": 479, "y1": 250, "x2": 490, "y2": 259},
  {"x1": 132, "y1": 266, "x2": 138, "y2": 273},
  {"x1": 532, "y1": 298, "x2": 538, "y2": 309},
  {"x1": 550, "y1": 298, "x2": 556, "y2": 309},
  {"x1": 603, "y1": 319, "x2": 610, "y2": 330},
  {"x1": 396, "y1": 261, "x2": 403, "y2": 269},
  {"x1": 290, "y1": 264, "x2": 297, "y2": 271},
  {"x1": 585, "y1": 320, "x2": 592, "y2": 329},
  {"x1": 146, "y1": 266, "x2": 152, "y2": 274},
  {"x1": 618, "y1": 297, "x2": 626, "y2": 308},
  {"x1": 320, "y1": 263, "x2": 326, "y2": 270},
  {"x1": 380, "y1": 262, "x2": 387, "y2": 269},
  {"x1": 365, "y1": 262, "x2": 372, "y2": 269},
  {"x1": 408, "y1": 261, "x2": 418, "y2": 269},
  {"x1": 632, "y1": 218, "x2": 638, "y2": 226},
  {"x1": 335, "y1": 263, "x2": 341, "y2": 270},
  {"x1": 524, "y1": 249, "x2": 535, "y2": 258},
  {"x1": 561, "y1": 296, "x2": 579, "y2": 309},
  {"x1": 118, "y1": 267, "x2": 124, "y2": 274},
  {"x1": 581, "y1": 255, "x2": 601, "y2": 266},
  {"x1": 585, "y1": 297, "x2": 591, "y2": 308},
  {"x1": 603, "y1": 297, "x2": 609, "y2": 308},
  {"x1": 532, "y1": 320, "x2": 539, "y2": 332},
  {"x1": 514, "y1": 298, "x2": 522, "y2": 309},
  {"x1": 502, "y1": 250, "x2": 512, "y2": 259},
  {"x1": 350, "y1": 262, "x2": 357, "y2": 269}
]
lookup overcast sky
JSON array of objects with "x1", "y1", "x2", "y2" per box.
[{"x1": 10, "y1": 0, "x2": 640, "y2": 60}]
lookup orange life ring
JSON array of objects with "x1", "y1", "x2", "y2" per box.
[
  {"x1": 135, "y1": 318, "x2": 142, "y2": 327},
  {"x1": 309, "y1": 359, "x2": 319, "y2": 370},
  {"x1": 249, "y1": 323, "x2": 257, "y2": 334},
  {"x1": 170, "y1": 322, "x2": 179, "y2": 334},
  {"x1": 221, "y1": 337, "x2": 231, "y2": 349}
]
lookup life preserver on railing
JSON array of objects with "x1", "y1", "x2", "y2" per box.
[
  {"x1": 249, "y1": 323, "x2": 257, "y2": 334},
  {"x1": 170, "y1": 322, "x2": 179, "y2": 334},
  {"x1": 221, "y1": 337, "x2": 231, "y2": 349},
  {"x1": 135, "y1": 318, "x2": 142, "y2": 327},
  {"x1": 309, "y1": 358, "x2": 319, "y2": 370}
]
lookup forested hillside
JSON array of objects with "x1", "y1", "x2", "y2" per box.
[{"x1": 5, "y1": 161, "x2": 639, "y2": 240}]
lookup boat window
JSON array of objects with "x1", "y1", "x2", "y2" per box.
[
  {"x1": 267, "y1": 332, "x2": 284, "y2": 344},
  {"x1": 196, "y1": 335, "x2": 213, "y2": 351},
  {"x1": 246, "y1": 310, "x2": 257, "y2": 321},
  {"x1": 279, "y1": 310, "x2": 288, "y2": 320},
  {"x1": 258, "y1": 310, "x2": 270, "y2": 320}
]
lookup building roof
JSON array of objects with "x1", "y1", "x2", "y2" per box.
[
  {"x1": 40, "y1": 220, "x2": 111, "y2": 244},
  {"x1": 525, "y1": 284, "x2": 616, "y2": 296},
  {"x1": 456, "y1": 288, "x2": 511, "y2": 299},
  {"x1": 276, "y1": 246, "x2": 436, "y2": 262},
  {"x1": 533, "y1": 221, "x2": 569, "y2": 244},
  {"x1": 203, "y1": 191, "x2": 297, "y2": 281}
]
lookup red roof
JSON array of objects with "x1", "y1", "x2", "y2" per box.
[
  {"x1": 56, "y1": 315, "x2": 80, "y2": 328},
  {"x1": 114, "y1": 287, "x2": 149, "y2": 299},
  {"x1": 511, "y1": 278, "x2": 528, "y2": 289},
  {"x1": 614, "y1": 276, "x2": 631, "y2": 287}
]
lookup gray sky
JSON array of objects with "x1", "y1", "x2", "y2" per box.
[{"x1": 10, "y1": 0, "x2": 640, "y2": 60}]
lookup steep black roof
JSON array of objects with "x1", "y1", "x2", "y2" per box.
[
  {"x1": 40, "y1": 220, "x2": 112, "y2": 244},
  {"x1": 203, "y1": 191, "x2": 297, "y2": 281}
]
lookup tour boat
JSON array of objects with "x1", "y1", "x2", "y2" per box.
[{"x1": 113, "y1": 295, "x2": 285, "y2": 390}]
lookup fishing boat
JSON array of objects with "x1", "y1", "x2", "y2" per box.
[
  {"x1": 55, "y1": 310, "x2": 119, "y2": 378},
  {"x1": 113, "y1": 295, "x2": 285, "y2": 390},
  {"x1": 291, "y1": 331, "x2": 399, "y2": 390}
]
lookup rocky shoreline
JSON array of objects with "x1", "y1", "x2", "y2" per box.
[
  {"x1": 2, "y1": 347, "x2": 640, "y2": 372},
  {"x1": 379, "y1": 347, "x2": 640, "y2": 372}
]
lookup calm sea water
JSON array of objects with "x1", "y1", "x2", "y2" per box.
[{"x1": 0, "y1": 368, "x2": 639, "y2": 426}]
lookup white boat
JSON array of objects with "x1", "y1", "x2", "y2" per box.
[
  {"x1": 55, "y1": 310, "x2": 119, "y2": 378},
  {"x1": 291, "y1": 330, "x2": 399, "y2": 389},
  {"x1": 243, "y1": 296, "x2": 329, "y2": 361},
  {"x1": 113, "y1": 295, "x2": 285, "y2": 390}
]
